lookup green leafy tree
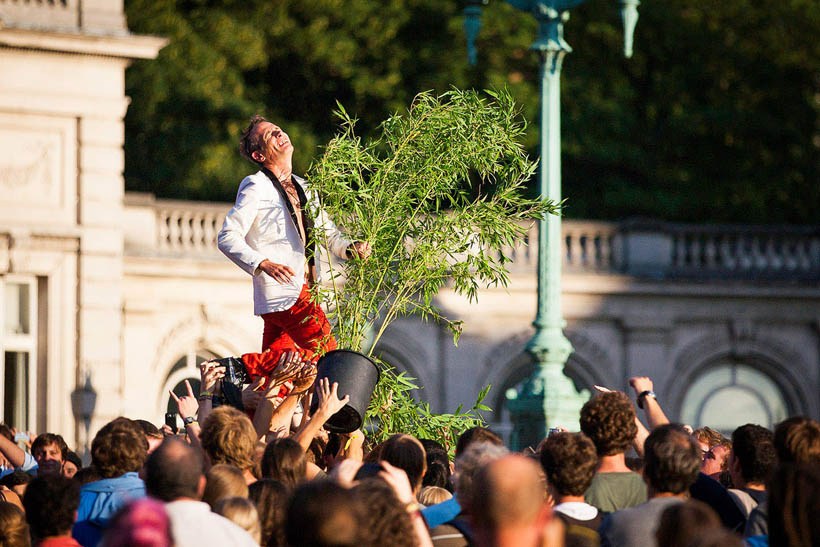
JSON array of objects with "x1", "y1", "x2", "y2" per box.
[
  {"x1": 125, "y1": 0, "x2": 820, "y2": 223},
  {"x1": 306, "y1": 88, "x2": 555, "y2": 447}
]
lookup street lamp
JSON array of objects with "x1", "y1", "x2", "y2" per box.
[{"x1": 464, "y1": 0, "x2": 639, "y2": 449}]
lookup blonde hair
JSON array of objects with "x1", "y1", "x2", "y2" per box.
[
  {"x1": 0, "y1": 502, "x2": 30, "y2": 547},
  {"x1": 418, "y1": 486, "x2": 452, "y2": 506},
  {"x1": 201, "y1": 406, "x2": 256, "y2": 471},
  {"x1": 203, "y1": 464, "x2": 249, "y2": 510},
  {"x1": 215, "y1": 497, "x2": 261, "y2": 544}
]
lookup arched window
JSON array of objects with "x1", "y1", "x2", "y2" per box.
[{"x1": 680, "y1": 363, "x2": 789, "y2": 434}]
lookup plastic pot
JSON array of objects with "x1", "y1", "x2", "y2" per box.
[{"x1": 311, "y1": 349, "x2": 380, "y2": 433}]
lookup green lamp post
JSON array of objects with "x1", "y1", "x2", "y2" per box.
[{"x1": 464, "y1": 0, "x2": 639, "y2": 449}]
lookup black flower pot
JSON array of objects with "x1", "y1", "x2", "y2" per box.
[{"x1": 311, "y1": 349, "x2": 380, "y2": 433}]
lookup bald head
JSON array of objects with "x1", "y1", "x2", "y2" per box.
[
  {"x1": 145, "y1": 437, "x2": 204, "y2": 501},
  {"x1": 471, "y1": 455, "x2": 547, "y2": 530}
]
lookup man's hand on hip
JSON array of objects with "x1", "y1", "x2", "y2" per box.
[{"x1": 259, "y1": 259, "x2": 295, "y2": 283}]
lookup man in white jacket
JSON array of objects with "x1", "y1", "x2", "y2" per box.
[{"x1": 218, "y1": 115, "x2": 370, "y2": 380}]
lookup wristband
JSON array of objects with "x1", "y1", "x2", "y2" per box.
[
  {"x1": 198, "y1": 391, "x2": 212, "y2": 400},
  {"x1": 183, "y1": 416, "x2": 198, "y2": 426},
  {"x1": 404, "y1": 502, "x2": 421, "y2": 514},
  {"x1": 636, "y1": 390, "x2": 656, "y2": 409}
]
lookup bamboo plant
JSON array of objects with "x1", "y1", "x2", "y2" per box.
[{"x1": 306, "y1": 89, "x2": 559, "y2": 450}]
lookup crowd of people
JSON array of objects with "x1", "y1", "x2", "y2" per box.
[{"x1": 0, "y1": 358, "x2": 818, "y2": 547}]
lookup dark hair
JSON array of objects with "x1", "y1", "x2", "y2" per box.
[
  {"x1": 731, "y1": 424, "x2": 777, "y2": 485},
  {"x1": 380, "y1": 434, "x2": 426, "y2": 493},
  {"x1": 31, "y1": 433, "x2": 68, "y2": 462},
  {"x1": 261, "y1": 438, "x2": 306, "y2": 489},
  {"x1": 72, "y1": 466, "x2": 101, "y2": 486},
  {"x1": 64, "y1": 451, "x2": 82, "y2": 473},
  {"x1": 455, "y1": 427, "x2": 503, "y2": 458},
  {"x1": 22, "y1": 476, "x2": 80, "y2": 538},
  {"x1": 0, "y1": 502, "x2": 29, "y2": 547},
  {"x1": 249, "y1": 479, "x2": 289, "y2": 547},
  {"x1": 0, "y1": 424, "x2": 13, "y2": 442},
  {"x1": 774, "y1": 416, "x2": 820, "y2": 466},
  {"x1": 687, "y1": 529, "x2": 744, "y2": 547},
  {"x1": 422, "y1": 446, "x2": 452, "y2": 491},
  {"x1": 768, "y1": 463, "x2": 820, "y2": 547},
  {"x1": 352, "y1": 478, "x2": 415, "y2": 547},
  {"x1": 134, "y1": 419, "x2": 163, "y2": 439},
  {"x1": 286, "y1": 480, "x2": 365, "y2": 547},
  {"x1": 239, "y1": 115, "x2": 268, "y2": 164},
  {"x1": 145, "y1": 437, "x2": 203, "y2": 502},
  {"x1": 579, "y1": 392, "x2": 637, "y2": 456},
  {"x1": 0, "y1": 470, "x2": 32, "y2": 490},
  {"x1": 655, "y1": 499, "x2": 722, "y2": 547},
  {"x1": 539, "y1": 432, "x2": 598, "y2": 497},
  {"x1": 643, "y1": 424, "x2": 701, "y2": 494},
  {"x1": 91, "y1": 418, "x2": 147, "y2": 478}
]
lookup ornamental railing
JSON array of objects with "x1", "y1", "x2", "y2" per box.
[{"x1": 124, "y1": 193, "x2": 820, "y2": 280}]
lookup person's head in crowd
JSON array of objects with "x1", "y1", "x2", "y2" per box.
[
  {"x1": 0, "y1": 471, "x2": 32, "y2": 500},
  {"x1": 201, "y1": 406, "x2": 256, "y2": 478},
  {"x1": 352, "y1": 478, "x2": 416, "y2": 547},
  {"x1": 773, "y1": 416, "x2": 820, "y2": 466},
  {"x1": 135, "y1": 419, "x2": 165, "y2": 454},
  {"x1": 420, "y1": 439, "x2": 452, "y2": 491},
  {"x1": 471, "y1": 454, "x2": 550, "y2": 547},
  {"x1": 215, "y1": 497, "x2": 262, "y2": 544},
  {"x1": 693, "y1": 427, "x2": 731, "y2": 477},
  {"x1": 203, "y1": 464, "x2": 249, "y2": 510},
  {"x1": 455, "y1": 427, "x2": 504, "y2": 458},
  {"x1": 768, "y1": 463, "x2": 820, "y2": 547},
  {"x1": 22, "y1": 476, "x2": 80, "y2": 542},
  {"x1": 419, "y1": 485, "x2": 452, "y2": 506},
  {"x1": 362, "y1": 439, "x2": 386, "y2": 464},
  {"x1": 261, "y1": 438, "x2": 306, "y2": 489},
  {"x1": 72, "y1": 466, "x2": 101, "y2": 486},
  {"x1": 686, "y1": 529, "x2": 744, "y2": 547},
  {"x1": 453, "y1": 442, "x2": 510, "y2": 511},
  {"x1": 249, "y1": 479, "x2": 288, "y2": 547},
  {"x1": 579, "y1": 392, "x2": 637, "y2": 458},
  {"x1": 286, "y1": 480, "x2": 365, "y2": 547},
  {"x1": 655, "y1": 499, "x2": 721, "y2": 547},
  {"x1": 729, "y1": 423, "x2": 777, "y2": 489},
  {"x1": 91, "y1": 417, "x2": 148, "y2": 479},
  {"x1": 380, "y1": 434, "x2": 427, "y2": 496},
  {"x1": 0, "y1": 502, "x2": 29, "y2": 547},
  {"x1": 103, "y1": 498, "x2": 173, "y2": 547},
  {"x1": 30, "y1": 432, "x2": 69, "y2": 477},
  {"x1": 63, "y1": 451, "x2": 82, "y2": 479},
  {"x1": 539, "y1": 432, "x2": 597, "y2": 502},
  {"x1": 643, "y1": 424, "x2": 701, "y2": 497},
  {"x1": 145, "y1": 437, "x2": 204, "y2": 502}
]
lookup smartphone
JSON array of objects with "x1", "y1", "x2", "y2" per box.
[
  {"x1": 13, "y1": 431, "x2": 30, "y2": 443},
  {"x1": 165, "y1": 412, "x2": 178, "y2": 434}
]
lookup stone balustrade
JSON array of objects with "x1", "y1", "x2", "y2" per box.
[
  {"x1": 0, "y1": 0, "x2": 125, "y2": 33},
  {"x1": 123, "y1": 193, "x2": 820, "y2": 280}
]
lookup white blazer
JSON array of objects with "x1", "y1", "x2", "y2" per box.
[{"x1": 217, "y1": 171, "x2": 351, "y2": 315}]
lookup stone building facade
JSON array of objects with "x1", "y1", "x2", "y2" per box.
[{"x1": 1, "y1": 1, "x2": 818, "y2": 453}]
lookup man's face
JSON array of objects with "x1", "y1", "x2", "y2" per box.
[
  {"x1": 700, "y1": 442, "x2": 730, "y2": 476},
  {"x1": 251, "y1": 121, "x2": 293, "y2": 165},
  {"x1": 33, "y1": 442, "x2": 63, "y2": 476}
]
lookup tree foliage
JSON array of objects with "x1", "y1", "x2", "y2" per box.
[{"x1": 124, "y1": 0, "x2": 820, "y2": 222}]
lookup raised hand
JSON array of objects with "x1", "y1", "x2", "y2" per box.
[
  {"x1": 290, "y1": 362, "x2": 318, "y2": 395},
  {"x1": 315, "y1": 377, "x2": 351, "y2": 419},
  {"x1": 242, "y1": 377, "x2": 266, "y2": 410},
  {"x1": 200, "y1": 360, "x2": 225, "y2": 395},
  {"x1": 170, "y1": 380, "x2": 199, "y2": 421},
  {"x1": 268, "y1": 351, "x2": 304, "y2": 389}
]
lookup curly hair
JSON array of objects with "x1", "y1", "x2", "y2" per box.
[
  {"x1": 31, "y1": 433, "x2": 69, "y2": 462},
  {"x1": 579, "y1": 392, "x2": 637, "y2": 456},
  {"x1": 249, "y1": 479, "x2": 289, "y2": 547},
  {"x1": 731, "y1": 424, "x2": 777, "y2": 485},
  {"x1": 693, "y1": 427, "x2": 730, "y2": 448},
  {"x1": 239, "y1": 115, "x2": 268, "y2": 164},
  {"x1": 644, "y1": 424, "x2": 701, "y2": 494},
  {"x1": 0, "y1": 502, "x2": 29, "y2": 547},
  {"x1": 774, "y1": 416, "x2": 820, "y2": 466},
  {"x1": 22, "y1": 476, "x2": 80, "y2": 538},
  {"x1": 261, "y1": 438, "x2": 306, "y2": 489},
  {"x1": 539, "y1": 432, "x2": 598, "y2": 497},
  {"x1": 91, "y1": 418, "x2": 147, "y2": 478},
  {"x1": 352, "y1": 478, "x2": 416, "y2": 547},
  {"x1": 201, "y1": 406, "x2": 256, "y2": 471}
]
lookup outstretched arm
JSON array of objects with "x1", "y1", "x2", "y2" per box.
[
  {"x1": 293, "y1": 377, "x2": 351, "y2": 453},
  {"x1": 629, "y1": 376, "x2": 669, "y2": 429}
]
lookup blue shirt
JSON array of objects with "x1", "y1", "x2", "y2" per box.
[{"x1": 421, "y1": 497, "x2": 461, "y2": 529}]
